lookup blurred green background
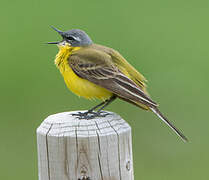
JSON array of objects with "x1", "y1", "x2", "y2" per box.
[{"x1": 1, "y1": 0, "x2": 209, "y2": 179}]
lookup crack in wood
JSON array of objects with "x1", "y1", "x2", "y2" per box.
[
  {"x1": 45, "y1": 124, "x2": 53, "y2": 180},
  {"x1": 106, "y1": 135, "x2": 111, "y2": 179},
  {"x1": 98, "y1": 154, "x2": 104, "y2": 180},
  {"x1": 95, "y1": 122, "x2": 102, "y2": 155},
  {"x1": 87, "y1": 125, "x2": 92, "y2": 174},
  {"x1": 95, "y1": 121, "x2": 104, "y2": 180},
  {"x1": 64, "y1": 136, "x2": 70, "y2": 180},
  {"x1": 107, "y1": 120, "x2": 122, "y2": 180},
  {"x1": 75, "y1": 122, "x2": 80, "y2": 179}
]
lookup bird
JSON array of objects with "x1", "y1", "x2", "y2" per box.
[{"x1": 47, "y1": 26, "x2": 188, "y2": 142}]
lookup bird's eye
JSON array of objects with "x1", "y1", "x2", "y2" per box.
[{"x1": 66, "y1": 36, "x2": 75, "y2": 41}]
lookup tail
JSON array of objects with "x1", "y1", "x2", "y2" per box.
[{"x1": 150, "y1": 107, "x2": 188, "y2": 142}]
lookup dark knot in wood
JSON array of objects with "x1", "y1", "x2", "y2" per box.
[{"x1": 78, "y1": 176, "x2": 90, "y2": 180}]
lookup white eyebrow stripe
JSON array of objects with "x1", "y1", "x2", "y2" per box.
[{"x1": 74, "y1": 36, "x2": 81, "y2": 41}]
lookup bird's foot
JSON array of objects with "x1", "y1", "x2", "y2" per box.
[
  {"x1": 71, "y1": 111, "x2": 93, "y2": 118},
  {"x1": 71, "y1": 111, "x2": 110, "y2": 120}
]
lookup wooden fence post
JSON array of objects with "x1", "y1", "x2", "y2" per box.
[{"x1": 37, "y1": 111, "x2": 134, "y2": 180}]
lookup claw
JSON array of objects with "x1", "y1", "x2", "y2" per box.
[{"x1": 71, "y1": 111, "x2": 110, "y2": 120}]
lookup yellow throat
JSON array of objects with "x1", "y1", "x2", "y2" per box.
[{"x1": 54, "y1": 44, "x2": 112, "y2": 100}]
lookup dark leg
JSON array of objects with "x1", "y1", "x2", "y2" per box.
[
  {"x1": 72, "y1": 95, "x2": 117, "y2": 119},
  {"x1": 87, "y1": 101, "x2": 107, "y2": 113},
  {"x1": 97, "y1": 96, "x2": 117, "y2": 112},
  {"x1": 72, "y1": 100, "x2": 107, "y2": 117},
  {"x1": 71, "y1": 100, "x2": 107, "y2": 117}
]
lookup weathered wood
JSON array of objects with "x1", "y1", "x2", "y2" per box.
[{"x1": 37, "y1": 111, "x2": 134, "y2": 180}]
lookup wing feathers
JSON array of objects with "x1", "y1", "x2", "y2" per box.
[
  {"x1": 71, "y1": 59, "x2": 157, "y2": 107},
  {"x1": 113, "y1": 74, "x2": 157, "y2": 106}
]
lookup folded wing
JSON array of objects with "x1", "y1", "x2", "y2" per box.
[{"x1": 69, "y1": 48, "x2": 158, "y2": 107}]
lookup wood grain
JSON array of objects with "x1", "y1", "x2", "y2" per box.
[{"x1": 37, "y1": 111, "x2": 134, "y2": 180}]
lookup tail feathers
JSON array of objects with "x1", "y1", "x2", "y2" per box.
[{"x1": 150, "y1": 107, "x2": 188, "y2": 142}]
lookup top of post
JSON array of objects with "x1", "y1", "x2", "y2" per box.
[{"x1": 37, "y1": 111, "x2": 131, "y2": 138}]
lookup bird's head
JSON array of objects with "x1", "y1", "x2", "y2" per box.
[{"x1": 47, "y1": 26, "x2": 93, "y2": 47}]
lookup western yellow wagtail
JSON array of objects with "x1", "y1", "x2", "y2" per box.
[{"x1": 47, "y1": 26, "x2": 188, "y2": 142}]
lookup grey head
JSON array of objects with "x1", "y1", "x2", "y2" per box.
[{"x1": 48, "y1": 26, "x2": 93, "y2": 47}]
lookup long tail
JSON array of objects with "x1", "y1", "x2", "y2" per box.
[{"x1": 150, "y1": 107, "x2": 188, "y2": 142}]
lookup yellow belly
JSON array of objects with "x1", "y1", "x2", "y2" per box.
[
  {"x1": 55, "y1": 45, "x2": 112, "y2": 100},
  {"x1": 63, "y1": 67, "x2": 112, "y2": 100}
]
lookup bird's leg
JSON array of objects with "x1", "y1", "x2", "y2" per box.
[
  {"x1": 85, "y1": 96, "x2": 117, "y2": 119},
  {"x1": 72, "y1": 96, "x2": 117, "y2": 119},
  {"x1": 86, "y1": 101, "x2": 107, "y2": 113},
  {"x1": 71, "y1": 100, "x2": 107, "y2": 118},
  {"x1": 97, "y1": 95, "x2": 117, "y2": 113}
]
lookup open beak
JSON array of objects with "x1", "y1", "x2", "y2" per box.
[
  {"x1": 46, "y1": 41, "x2": 59, "y2": 44},
  {"x1": 46, "y1": 26, "x2": 64, "y2": 45},
  {"x1": 50, "y1": 26, "x2": 63, "y2": 35}
]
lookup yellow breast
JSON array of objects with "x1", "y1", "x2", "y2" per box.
[{"x1": 55, "y1": 44, "x2": 112, "y2": 100}]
